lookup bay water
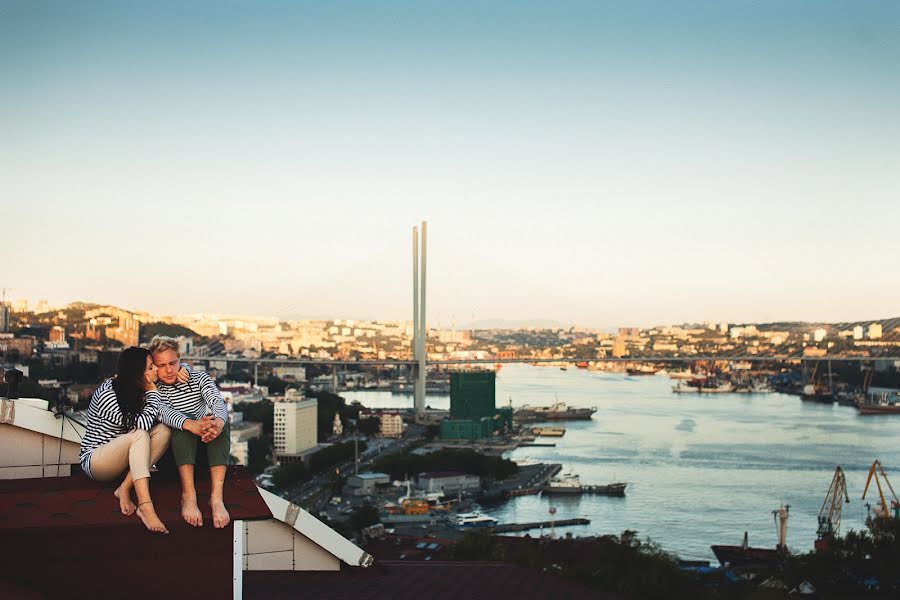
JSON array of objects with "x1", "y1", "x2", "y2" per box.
[{"x1": 342, "y1": 363, "x2": 900, "y2": 561}]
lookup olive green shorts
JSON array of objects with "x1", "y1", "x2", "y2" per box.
[{"x1": 172, "y1": 422, "x2": 231, "y2": 467}]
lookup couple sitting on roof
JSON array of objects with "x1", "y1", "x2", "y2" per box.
[{"x1": 78, "y1": 335, "x2": 231, "y2": 534}]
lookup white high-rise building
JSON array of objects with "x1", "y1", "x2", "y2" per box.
[
  {"x1": 273, "y1": 393, "x2": 318, "y2": 457},
  {"x1": 868, "y1": 323, "x2": 883, "y2": 340}
]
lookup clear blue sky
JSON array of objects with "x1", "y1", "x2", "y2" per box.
[{"x1": 2, "y1": 1, "x2": 898, "y2": 328}]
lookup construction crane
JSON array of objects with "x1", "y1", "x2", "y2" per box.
[
  {"x1": 815, "y1": 466, "x2": 850, "y2": 551},
  {"x1": 861, "y1": 460, "x2": 900, "y2": 520}
]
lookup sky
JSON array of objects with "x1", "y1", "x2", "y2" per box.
[{"x1": 1, "y1": 1, "x2": 898, "y2": 328}]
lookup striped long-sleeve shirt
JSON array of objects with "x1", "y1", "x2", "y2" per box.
[
  {"x1": 79, "y1": 378, "x2": 161, "y2": 478},
  {"x1": 156, "y1": 367, "x2": 228, "y2": 430}
]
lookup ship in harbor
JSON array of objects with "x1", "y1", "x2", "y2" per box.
[
  {"x1": 711, "y1": 504, "x2": 790, "y2": 569},
  {"x1": 514, "y1": 402, "x2": 597, "y2": 421},
  {"x1": 856, "y1": 386, "x2": 900, "y2": 415},
  {"x1": 453, "y1": 512, "x2": 499, "y2": 529},
  {"x1": 542, "y1": 474, "x2": 627, "y2": 496}
]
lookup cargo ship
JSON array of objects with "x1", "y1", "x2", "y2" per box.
[
  {"x1": 542, "y1": 474, "x2": 627, "y2": 496},
  {"x1": 514, "y1": 402, "x2": 597, "y2": 421},
  {"x1": 711, "y1": 504, "x2": 789, "y2": 569},
  {"x1": 857, "y1": 387, "x2": 900, "y2": 415}
]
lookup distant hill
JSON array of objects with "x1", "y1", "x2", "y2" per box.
[{"x1": 462, "y1": 318, "x2": 572, "y2": 330}]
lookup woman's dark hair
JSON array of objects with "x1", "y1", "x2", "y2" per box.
[{"x1": 112, "y1": 346, "x2": 150, "y2": 431}]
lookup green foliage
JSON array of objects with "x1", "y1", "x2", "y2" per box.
[
  {"x1": 448, "y1": 530, "x2": 506, "y2": 561},
  {"x1": 258, "y1": 375, "x2": 288, "y2": 395},
  {"x1": 373, "y1": 449, "x2": 518, "y2": 481},
  {"x1": 308, "y1": 440, "x2": 367, "y2": 475},
  {"x1": 234, "y1": 399, "x2": 274, "y2": 435},
  {"x1": 356, "y1": 416, "x2": 380, "y2": 435},
  {"x1": 273, "y1": 461, "x2": 309, "y2": 488},
  {"x1": 784, "y1": 517, "x2": 900, "y2": 596},
  {"x1": 139, "y1": 322, "x2": 199, "y2": 342},
  {"x1": 246, "y1": 434, "x2": 272, "y2": 475},
  {"x1": 307, "y1": 390, "x2": 359, "y2": 439},
  {"x1": 347, "y1": 504, "x2": 381, "y2": 532}
]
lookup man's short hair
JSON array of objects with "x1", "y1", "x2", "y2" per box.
[{"x1": 149, "y1": 335, "x2": 180, "y2": 356}]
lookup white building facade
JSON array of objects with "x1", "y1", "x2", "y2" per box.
[{"x1": 274, "y1": 395, "x2": 318, "y2": 456}]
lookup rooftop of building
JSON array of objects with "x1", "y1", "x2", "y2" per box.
[{"x1": 351, "y1": 472, "x2": 390, "y2": 480}]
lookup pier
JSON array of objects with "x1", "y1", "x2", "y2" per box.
[{"x1": 493, "y1": 518, "x2": 590, "y2": 533}]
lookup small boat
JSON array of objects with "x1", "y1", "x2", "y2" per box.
[
  {"x1": 668, "y1": 370, "x2": 698, "y2": 380},
  {"x1": 532, "y1": 426, "x2": 566, "y2": 437},
  {"x1": 626, "y1": 365, "x2": 658, "y2": 376},
  {"x1": 576, "y1": 361, "x2": 589, "y2": 369},
  {"x1": 698, "y1": 382, "x2": 734, "y2": 394},
  {"x1": 454, "y1": 512, "x2": 498, "y2": 528},
  {"x1": 672, "y1": 382, "x2": 698, "y2": 394}
]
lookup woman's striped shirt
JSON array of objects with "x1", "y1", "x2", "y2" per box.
[
  {"x1": 79, "y1": 378, "x2": 161, "y2": 479},
  {"x1": 156, "y1": 368, "x2": 228, "y2": 430}
]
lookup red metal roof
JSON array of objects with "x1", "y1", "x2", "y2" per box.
[
  {"x1": 0, "y1": 466, "x2": 270, "y2": 598},
  {"x1": 244, "y1": 561, "x2": 609, "y2": 600}
]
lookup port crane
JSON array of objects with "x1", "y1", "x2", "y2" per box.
[
  {"x1": 861, "y1": 460, "x2": 900, "y2": 520},
  {"x1": 815, "y1": 466, "x2": 850, "y2": 550}
]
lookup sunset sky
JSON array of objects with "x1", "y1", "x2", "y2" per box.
[{"x1": 3, "y1": 1, "x2": 898, "y2": 327}]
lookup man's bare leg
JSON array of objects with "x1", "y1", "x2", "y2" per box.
[
  {"x1": 178, "y1": 464, "x2": 203, "y2": 526},
  {"x1": 209, "y1": 464, "x2": 230, "y2": 529}
]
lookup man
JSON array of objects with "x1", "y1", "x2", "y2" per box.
[{"x1": 149, "y1": 335, "x2": 231, "y2": 528}]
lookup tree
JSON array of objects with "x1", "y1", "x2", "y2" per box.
[
  {"x1": 356, "y1": 417, "x2": 380, "y2": 436},
  {"x1": 246, "y1": 435, "x2": 272, "y2": 474},
  {"x1": 273, "y1": 461, "x2": 309, "y2": 488},
  {"x1": 347, "y1": 504, "x2": 380, "y2": 532},
  {"x1": 234, "y1": 399, "x2": 274, "y2": 435}
]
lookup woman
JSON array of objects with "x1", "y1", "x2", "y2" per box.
[{"x1": 79, "y1": 346, "x2": 184, "y2": 534}]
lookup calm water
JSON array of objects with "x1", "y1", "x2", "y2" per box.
[{"x1": 342, "y1": 364, "x2": 900, "y2": 561}]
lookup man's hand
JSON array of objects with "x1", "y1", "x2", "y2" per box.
[
  {"x1": 200, "y1": 417, "x2": 225, "y2": 444},
  {"x1": 183, "y1": 417, "x2": 214, "y2": 437}
]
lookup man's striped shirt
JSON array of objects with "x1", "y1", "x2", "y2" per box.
[
  {"x1": 156, "y1": 367, "x2": 228, "y2": 430},
  {"x1": 79, "y1": 378, "x2": 161, "y2": 479}
]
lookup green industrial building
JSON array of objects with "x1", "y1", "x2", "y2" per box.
[
  {"x1": 450, "y1": 371, "x2": 496, "y2": 419},
  {"x1": 441, "y1": 372, "x2": 512, "y2": 440}
]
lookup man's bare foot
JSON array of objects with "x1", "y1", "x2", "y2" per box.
[
  {"x1": 136, "y1": 502, "x2": 169, "y2": 534},
  {"x1": 181, "y1": 495, "x2": 203, "y2": 527},
  {"x1": 114, "y1": 487, "x2": 136, "y2": 516},
  {"x1": 210, "y1": 498, "x2": 230, "y2": 529}
]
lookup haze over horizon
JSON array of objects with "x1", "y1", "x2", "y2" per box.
[{"x1": 3, "y1": 1, "x2": 898, "y2": 328}]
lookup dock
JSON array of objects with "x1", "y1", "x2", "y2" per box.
[
  {"x1": 492, "y1": 518, "x2": 590, "y2": 533},
  {"x1": 519, "y1": 442, "x2": 556, "y2": 447}
]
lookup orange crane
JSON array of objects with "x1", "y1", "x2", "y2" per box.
[
  {"x1": 861, "y1": 460, "x2": 900, "y2": 520},
  {"x1": 815, "y1": 466, "x2": 850, "y2": 551}
]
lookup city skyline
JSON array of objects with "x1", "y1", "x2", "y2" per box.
[{"x1": 3, "y1": 1, "x2": 898, "y2": 327}]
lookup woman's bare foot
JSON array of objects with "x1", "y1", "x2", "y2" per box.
[
  {"x1": 181, "y1": 495, "x2": 203, "y2": 527},
  {"x1": 136, "y1": 502, "x2": 169, "y2": 534},
  {"x1": 210, "y1": 498, "x2": 231, "y2": 529},
  {"x1": 114, "y1": 487, "x2": 136, "y2": 516}
]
